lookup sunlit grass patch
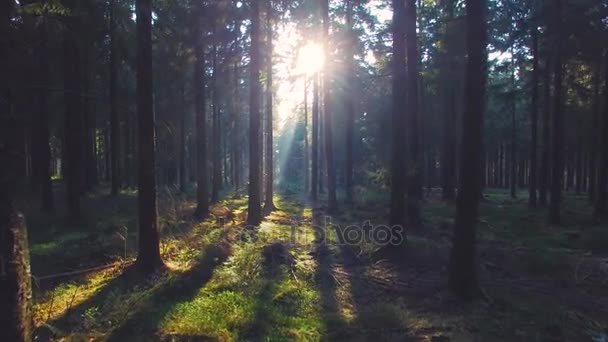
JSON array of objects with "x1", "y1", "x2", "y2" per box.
[
  {"x1": 33, "y1": 265, "x2": 125, "y2": 325},
  {"x1": 160, "y1": 291, "x2": 256, "y2": 340}
]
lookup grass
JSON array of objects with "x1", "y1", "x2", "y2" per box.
[{"x1": 29, "y1": 186, "x2": 608, "y2": 341}]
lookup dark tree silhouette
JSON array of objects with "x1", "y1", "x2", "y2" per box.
[
  {"x1": 595, "y1": 50, "x2": 608, "y2": 217},
  {"x1": 264, "y1": 1, "x2": 276, "y2": 212},
  {"x1": 528, "y1": 22, "x2": 539, "y2": 208},
  {"x1": 344, "y1": 0, "x2": 355, "y2": 202},
  {"x1": 135, "y1": 0, "x2": 163, "y2": 273},
  {"x1": 34, "y1": 16, "x2": 53, "y2": 212},
  {"x1": 194, "y1": 1, "x2": 209, "y2": 218},
  {"x1": 448, "y1": 0, "x2": 487, "y2": 300},
  {"x1": 63, "y1": 0, "x2": 82, "y2": 219},
  {"x1": 321, "y1": 0, "x2": 337, "y2": 213},
  {"x1": 109, "y1": 0, "x2": 120, "y2": 196},
  {"x1": 405, "y1": 0, "x2": 422, "y2": 226},
  {"x1": 549, "y1": 0, "x2": 564, "y2": 225},
  {"x1": 389, "y1": 0, "x2": 406, "y2": 228},
  {"x1": 310, "y1": 74, "x2": 320, "y2": 202},
  {"x1": 247, "y1": 0, "x2": 262, "y2": 226}
]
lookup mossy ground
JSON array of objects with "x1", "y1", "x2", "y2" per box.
[{"x1": 27, "y1": 186, "x2": 608, "y2": 341}]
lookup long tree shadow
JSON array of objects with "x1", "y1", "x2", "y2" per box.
[
  {"x1": 106, "y1": 235, "x2": 234, "y2": 341},
  {"x1": 44, "y1": 228, "x2": 235, "y2": 341},
  {"x1": 311, "y1": 206, "x2": 351, "y2": 339}
]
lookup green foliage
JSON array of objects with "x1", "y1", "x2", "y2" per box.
[{"x1": 20, "y1": 0, "x2": 69, "y2": 16}]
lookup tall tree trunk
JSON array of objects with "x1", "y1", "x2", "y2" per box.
[
  {"x1": 389, "y1": 0, "x2": 407, "y2": 228},
  {"x1": 63, "y1": 6, "x2": 82, "y2": 219},
  {"x1": 441, "y1": 0, "x2": 456, "y2": 201},
  {"x1": 211, "y1": 27, "x2": 221, "y2": 203},
  {"x1": 109, "y1": 0, "x2": 121, "y2": 196},
  {"x1": 310, "y1": 74, "x2": 319, "y2": 201},
  {"x1": 406, "y1": 0, "x2": 422, "y2": 226},
  {"x1": 529, "y1": 24, "x2": 539, "y2": 208},
  {"x1": 595, "y1": 50, "x2": 608, "y2": 217},
  {"x1": 194, "y1": 2, "x2": 209, "y2": 218},
  {"x1": 135, "y1": 0, "x2": 163, "y2": 273},
  {"x1": 539, "y1": 55, "x2": 552, "y2": 206},
  {"x1": 1, "y1": 14, "x2": 34, "y2": 331},
  {"x1": 264, "y1": 3, "x2": 275, "y2": 211},
  {"x1": 233, "y1": 59, "x2": 241, "y2": 196},
  {"x1": 304, "y1": 78, "x2": 310, "y2": 194},
  {"x1": 179, "y1": 82, "x2": 187, "y2": 193},
  {"x1": 344, "y1": 0, "x2": 355, "y2": 202},
  {"x1": 35, "y1": 16, "x2": 53, "y2": 212},
  {"x1": 589, "y1": 60, "x2": 601, "y2": 202},
  {"x1": 549, "y1": 0, "x2": 564, "y2": 225},
  {"x1": 247, "y1": 0, "x2": 262, "y2": 225},
  {"x1": 321, "y1": 0, "x2": 337, "y2": 213},
  {"x1": 510, "y1": 53, "x2": 517, "y2": 199},
  {"x1": 448, "y1": 0, "x2": 486, "y2": 300}
]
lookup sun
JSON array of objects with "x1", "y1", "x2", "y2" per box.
[{"x1": 296, "y1": 42, "x2": 324, "y2": 75}]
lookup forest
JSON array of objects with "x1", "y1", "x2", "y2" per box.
[{"x1": 1, "y1": 0, "x2": 608, "y2": 341}]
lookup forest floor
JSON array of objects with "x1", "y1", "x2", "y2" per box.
[{"x1": 25, "y1": 186, "x2": 608, "y2": 341}]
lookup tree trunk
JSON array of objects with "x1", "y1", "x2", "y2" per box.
[
  {"x1": 63, "y1": 7, "x2": 82, "y2": 219},
  {"x1": 441, "y1": 1, "x2": 456, "y2": 201},
  {"x1": 304, "y1": 78, "x2": 310, "y2": 194},
  {"x1": 539, "y1": 54, "x2": 552, "y2": 207},
  {"x1": 595, "y1": 50, "x2": 608, "y2": 217},
  {"x1": 322, "y1": 0, "x2": 338, "y2": 213},
  {"x1": 310, "y1": 74, "x2": 319, "y2": 201},
  {"x1": 389, "y1": 0, "x2": 407, "y2": 227},
  {"x1": 233, "y1": 59, "x2": 241, "y2": 196},
  {"x1": 247, "y1": 0, "x2": 262, "y2": 226},
  {"x1": 510, "y1": 54, "x2": 517, "y2": 199},
  {"x1": 406, "y1": 0, "x2": 422, "y2": 226},
  {"x1": 211, "y1": 27, "x2": 221, "y2": 203},
  {"x1": 344, "y1": 0, "x2": 355, "y2": 202},
  {"x1": 0, "y1": 208, "x2": 33, "y2": 342},
  {"x1": 0, "y1": 42, "x2": 34, "y2": 337},
  {"x1": 135, "y1": 0, "x2": 163, "y2": 273},
  {"x1": 589, "y1": 60, "x2": 601, "y2": 202},
  {"x1": 194, "y1": 2, "x2": 209, "y2": 218},
  {"x1": 448, "y1": 0, "x2": 486, "y2": 300},
  {"x1": 264, "y1": 4, "x2": 275, "y2": 212},
  {"x1": 548, "y1": 0, "x2": 564, "y2": 225},
  {"x1": 35, "y1": 17, "x2": 53, "y2": 212},
  {"x1": 179, "y1": 82, "x2": 187, "y2": 193},
  {"x1": 110, "y1": 0, "x2": 120, "y2": 196},
  {"x1": 529, "y1": 24, "x2": 539, "y2": 207}
]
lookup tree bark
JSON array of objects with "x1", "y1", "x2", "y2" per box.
[
  {"x1": 194, "y1": 1, "x2": 209, "y2": 218},
  {"x1": 344, "y1": 0, "x2": 355, "y2": 202},
  {"x1": 406, "y1": 0, "x2": 422, "y2": 226},
  {"x1": 35, "y1": 16, "x2": 53, "y2": 212},
  {"x1": 589, "y1": 60, "x2": 601, "y2": 202},
  {"x1": 448, "y1": 0, "x2": 486, "y2": 300},
  {"x1": 389, "y1": 0, "x2": 407, "y2": 227},
  {"x1": 595, "y1": 50, "x2": 608, "y2": 217},
  {"x1": 247, "y1": 0, "x2": 262, "y2": 226},
  {"x1": 63, "y1": 5, "x2": 82, "y2": 218},
  {"x1": 135, "y1": 0, "x2": 163, "y2": 273},
  {"x1": 528, "y1": 24, "x2": 539, "y2": 208},
  {"x1": 549, "y1": 0, "x2": 564, "y2": 225},
  {"x1": 0, "y1": 34, "x2": 34, "y2": 337},
  {"x1": 264, "y1": 3, "x2": 275, "y2": 212},
  {"x1": 110, "y1": 0, "x2": 121, "y2": 196},
  {"x1": 321, "y1": 0, "x2": 338, "y2": 213},
  {"x1": 179, "y1": 82, "x2": 187, "y2": 193},
  {"x1": 310, "y1": 74, "x2": 320, "y2": 201},
  {"x1": 510, "y1": 54, "x2": 517, "y2": 199},
  {"x1": 211, "y1": 25, "x2": 221, "y2": 203}
]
